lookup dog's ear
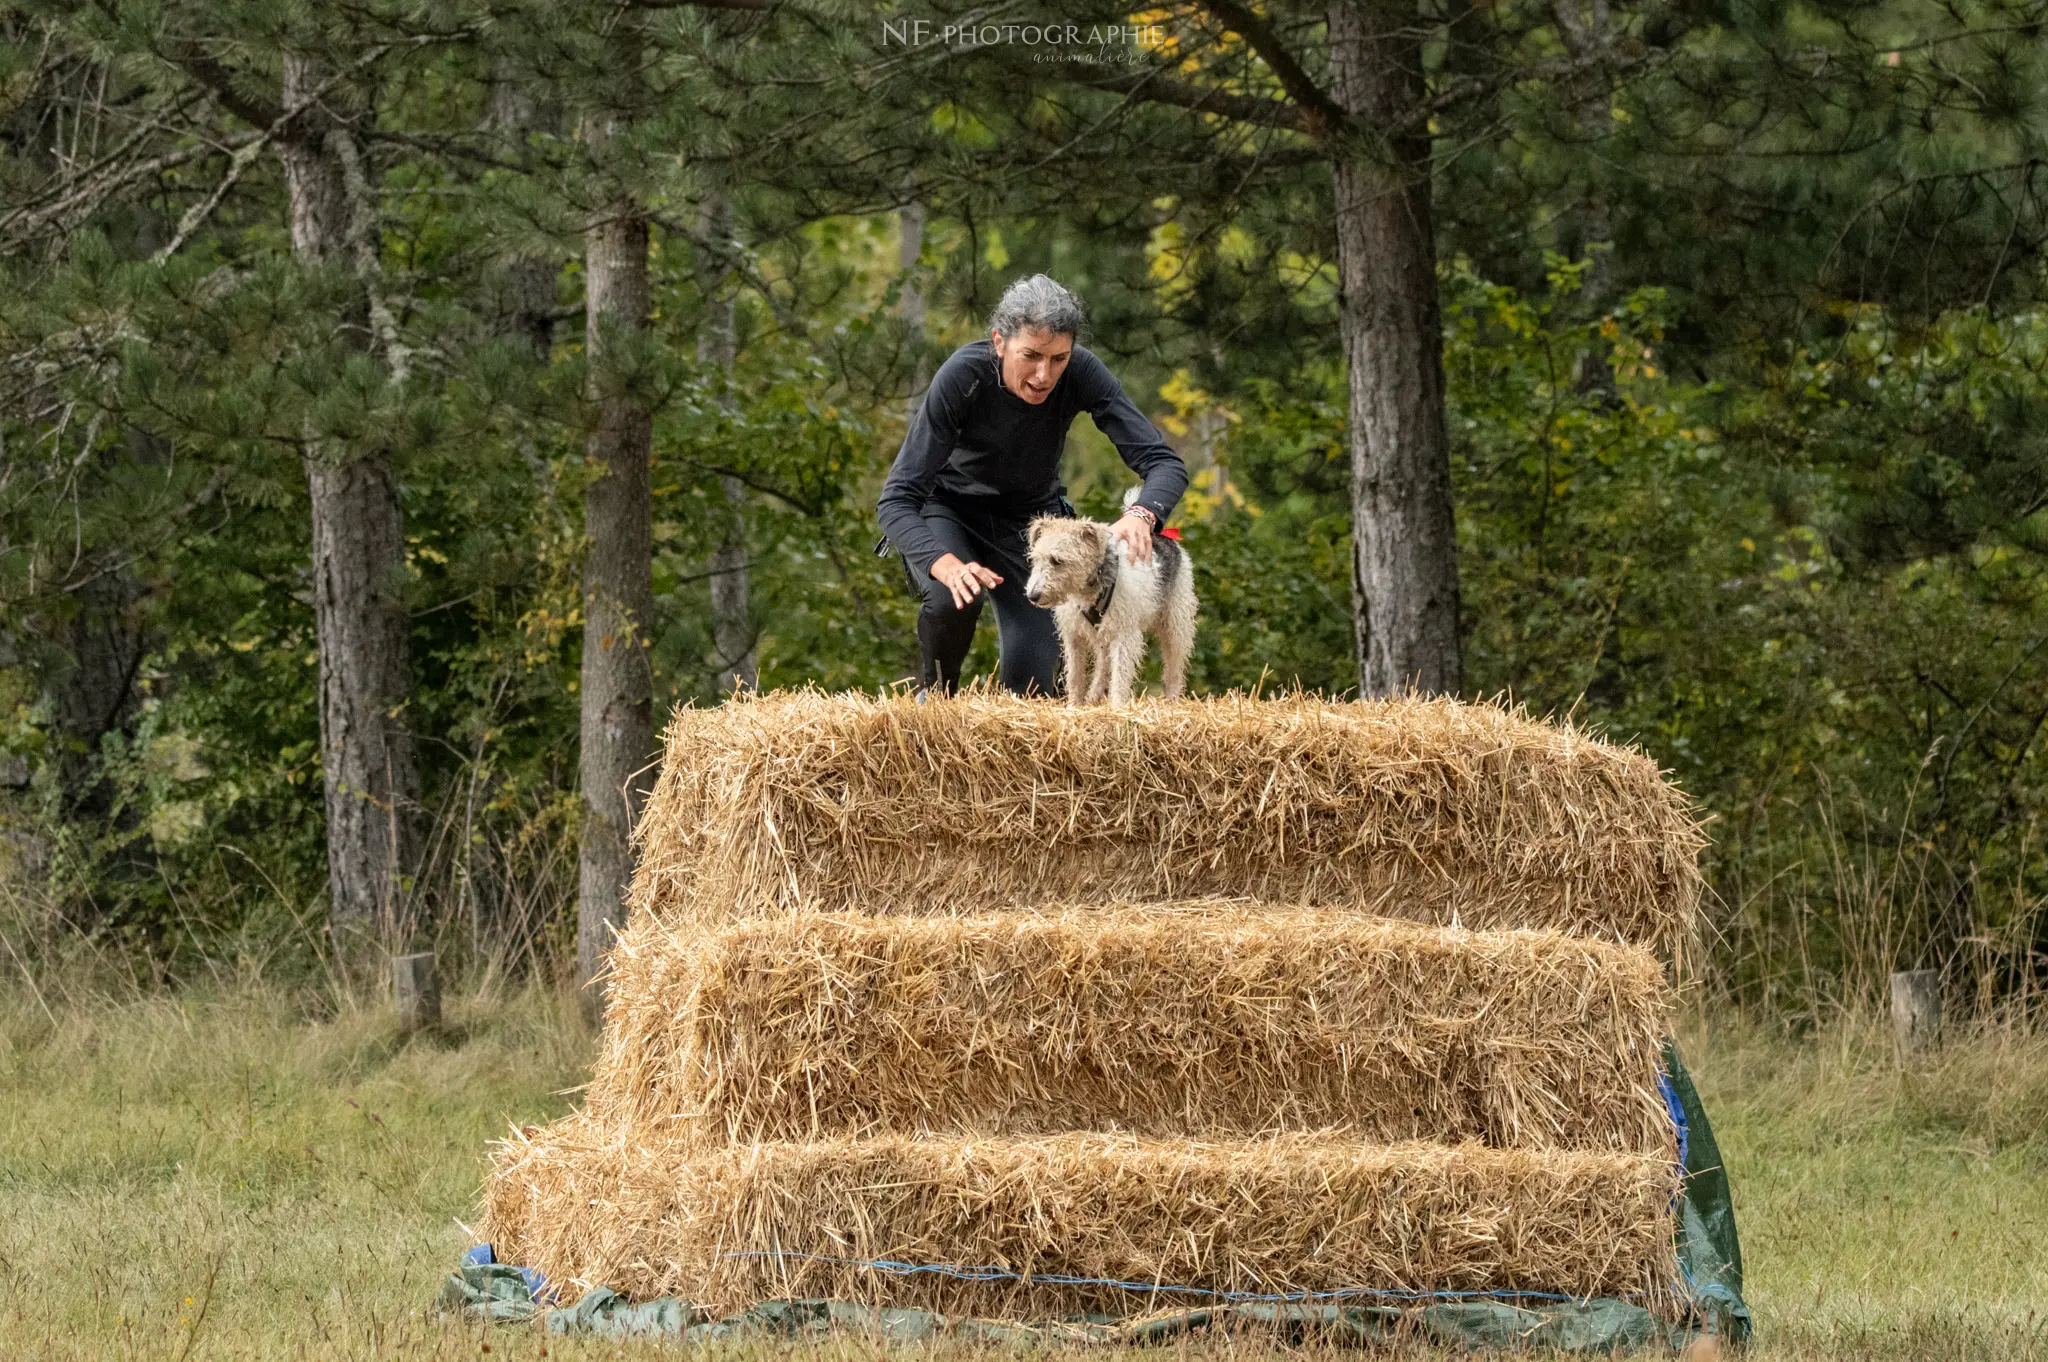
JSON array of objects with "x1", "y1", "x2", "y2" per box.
[{"x1": 1028, "y1": 516, "x2": 1052, "y2": 549}]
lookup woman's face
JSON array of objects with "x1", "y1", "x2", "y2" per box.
[{"x1": 991, "y1": 326, "x2": 1073, "y2": 404}]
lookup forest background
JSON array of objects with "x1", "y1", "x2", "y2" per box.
[{"x1": 3, "y1": 0, "x2": 2047, "y2": 1026}]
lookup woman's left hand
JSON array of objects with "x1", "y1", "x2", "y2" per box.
[{"x1": 1112, "y1": 510, "x2": 1154, "y2": 564}]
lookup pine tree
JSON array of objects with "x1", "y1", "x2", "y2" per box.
[
  {"x1": 274, "y1": 48, "x2": 421, "y2": 968},
  {"x1": 697, "y1": 192, "x2": 758, "y2": 696}
]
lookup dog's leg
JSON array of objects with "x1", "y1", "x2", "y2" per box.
[
  {"x1": 1159, "y1": 625, "x2": 1190, "y2": 699},
  {"x1": 1158, "y1": 573, "x2": 1197, "y2": 698},
  {"x1": 1058, "y1": 619, "x2": 1087, "y2": 706},
  {"x1": 1083, "y1": 636, "x2": 1111, "y2": 704},
  {"x1": 1106, "y1": 634, "x2": 1142, "y2": 706}
]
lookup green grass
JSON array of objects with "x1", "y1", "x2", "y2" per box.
[
  {"x1": 0, "y1": 979, "x2": 594, "y2": 1360},
  {"x1": 0, "y1": 979, "x2": 2042, "y2": 1359},
  {"x1": 1689, "y1": 1019, "x2": 2048, "y2": 1359}
]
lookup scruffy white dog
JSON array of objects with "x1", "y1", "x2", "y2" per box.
[{"x1": 1024, "y1": 510, "x2": 1197, "y2": 705}]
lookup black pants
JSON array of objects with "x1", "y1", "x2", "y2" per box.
[{"x1": 905, "y1": 499, "x2": 1061, "y2": 697}]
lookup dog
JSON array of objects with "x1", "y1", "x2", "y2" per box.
[{"x1": 1024, "y1": 510, "x2": 1197, "y2": 705}]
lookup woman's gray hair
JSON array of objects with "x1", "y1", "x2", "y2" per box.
[{"x1": 989, "y1": 274, "x2": 1085, "y2": 340}]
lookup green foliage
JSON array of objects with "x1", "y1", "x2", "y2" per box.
[
  {"x1": 3, "y1": 0, "x2": 2046, "y2": 1016},
  {"x1": 1438, "y1": 260, "x2": 2048, "y2": 1014},
  {"x1": 1136, "y1": 250, "x2": 2048, "y2": 1013}
]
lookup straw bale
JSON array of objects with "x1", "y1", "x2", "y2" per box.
[
  {"x1": 627, "y1": 692, "x2": 1703, "y2": 958},
  {"x1": 483, "y1": 1117, "x2": 1680, "y2": 1315},
  {"x1": 587, "y1": 905, "x2": 1674, "y2": 1151}
]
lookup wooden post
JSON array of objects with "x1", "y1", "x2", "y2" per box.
[
  {"x1": 394, "y1": 951, "x2": 440, "y2": 1033},
  {"x1": 1891, "y1": 969, "x2": 1941, "y2": 1054}
]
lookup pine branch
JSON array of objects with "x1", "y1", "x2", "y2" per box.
[
  {"x1": 1406, "y1": 43, "x2": 1669, "y2": 139},
  {"x1": 148, "y1": 45, "x2": 408, "y2": 266},
  {"x1": 333, "y1": 125, "x2": 412, "y2": 383},
  {"x1": 619, "y1": 0, "x2": 780, "y2": 10},
  {"x1": 645, "y1": 210, "x2": 804, "y2": 332},
  {"x1": 1050, "y1": 19, "x2": 1670, "y2": 153},
  {"x1": 1194, "y1": 0, "x2": 1346, "y2": 133},
  {"x1": 52, "y1": 468, "x2": 234, "y2": 599},
  {"x1": 0, "y1": 133, "x2": 255, "y2": 251},
  {"x1": 157, "y1": 45, "x2": 285, "y2": 131},
  {"x1": 669, "y1": 458, "x2": 824, "y2": 516},
  {"x1": 359, "y1": 128, "x2": 536, "y2": 173},
  {"x1": 150, "y1": 136, "x2": 269, "y2": 263},
  {"x1": 1064, "y1": 62, "x2": 1311, "y2": 133},
  {"x1": 159, "y1": 32, "x2": 465, "y2": 143}
]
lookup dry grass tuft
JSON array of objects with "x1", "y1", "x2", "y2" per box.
[
  {"x1": 627, "y1": 691, "x2": 1704, "y2": 960},
  {"x1": 587, "y1": 905, "x2": 1676, "y2": 1151},
  {"x1": 482, "y1": 1116, "x2": 1681, "y2": 1316}
]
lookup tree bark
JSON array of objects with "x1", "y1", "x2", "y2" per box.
[
  {"x1": 1551, "y1": 0, "x2": 1615, "y2": 305},
  {"x1": 484, "y1": 66, "x2": 562, "y2": 360},
  {"x1": 1325, "y1": 0, "x2": 1463, "y2": 697},
  {"x1": 574, "y1": 173, "x2": 658, "y2": 1009},
  {"x1": 1549, "y1": 0, "x2": 1621, "y2": 402},
  {"x1": 279, "y1": 53, "x2": 419, "y2": 968},
  {"x1": 53, "y1": 541, "x2": 148, "y2": 816},
  {"x1": 900, "y1": 198, "x2": 931, "y2": 409},
  {"x1": 697, "y1": 193, "x2": 756, "y2": 695}
]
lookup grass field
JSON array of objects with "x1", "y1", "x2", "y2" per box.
[{"x1": 0, "y1": 976, "x2": 2042, "y2": 1360}]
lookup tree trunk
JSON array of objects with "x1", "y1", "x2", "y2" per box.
[
  {"x1": 280, "y1": 53, "x2": 418, "y2": 968},
  {"x1": 900, "y1": 198, "x2": 931, "y2": 408},
  {"x1": 1551, "y1": 0, "x2": 1615, "y2": 305},
  {"x1": 305, "y1": 457, "x2": 415, "y2": 947},
  {"x1": 1549, "y1": 0, "x2": 1620, "y2": 400},
  {"x1": 1325, "y1": 0, "x2": 1463, "y2": 697},
  {"x1": 484, "y1": 66, "x2": 562, "y2": 360},
  {"x1": 697, "y1": 193, "x2": 756, "y2": 695},
  {"x1": 575, "y1": 193, "x2": 658, "y2": 1009},
  {"x1": 53, "y1": 551, "x2": 148, "y2": 813}
]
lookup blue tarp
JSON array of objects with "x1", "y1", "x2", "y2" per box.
[{"x1": 438, "y1": 1042, "x2": 1748, "y2": 1351}]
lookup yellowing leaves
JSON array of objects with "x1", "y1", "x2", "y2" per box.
[
  {"x1": 1218, "y1": 225, "x2": 1255, "y2": 268},
  {"x1": 1146, "y1": 219, "x2": 1194, "y2": 304},
  {"x1": 929, "y1": 103, "x2": 996, "y2": 149}
]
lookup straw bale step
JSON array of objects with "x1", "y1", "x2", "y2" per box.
[
  {"x1": 484, "y1": 1117, "x2": 1680, "y2": 1316},
  {"x1": 629, "y1": 693, "x2": 1702, "y2": 957},
  {"x1": 590, "y1": 905, "x2": 1675, "y2": 1151}
]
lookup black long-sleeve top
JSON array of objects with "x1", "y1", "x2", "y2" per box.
[{"x1": 877, "y1": 339, "x2": 1189, "y2": 572}]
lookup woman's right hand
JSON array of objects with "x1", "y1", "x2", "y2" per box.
[{"x1": 930, "y1": 553, "x2": 1004, "y2": 610}]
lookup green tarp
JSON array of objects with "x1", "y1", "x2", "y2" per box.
[{"x1": 438, "y1": 1043, "x2": 1749, "y2": 1351}]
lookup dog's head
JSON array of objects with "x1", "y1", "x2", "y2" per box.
[{"x1": 1025, "y1": 516, "x2": 1114, "y2": 607}]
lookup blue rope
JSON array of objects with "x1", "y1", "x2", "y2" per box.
[
  {"x1": 719, "y1": 1067, "x2": 1702, "y2": 1314},
  {"x1": 720, "y1": 1250, "x2": 1580, "y2": 1305},
  {"x1": 1657, "y1": 1069, "x2": 1690, "y2": 1169}
]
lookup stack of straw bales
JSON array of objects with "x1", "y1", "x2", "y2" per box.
[{"x1": 486, "y1": 692, "x2": 1703, "y2": 1318}]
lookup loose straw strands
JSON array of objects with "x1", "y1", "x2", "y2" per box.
[
  {"x1": 628, "y1": 692, "x2": 1705, "y2": 960},
  {"x1": 483, "y1": 1119, "x2": 1681, "y2": 1317},
  {"x1": 587, "y1": 906, "x2": 1675, "y2": 1152},
  {"x1": 484, "y1": 694, "x2": 1704, "y2": 1321}
]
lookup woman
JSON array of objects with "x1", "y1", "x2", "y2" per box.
[{"x1": 877, "y1": 274, "x2": 1188, "y2": 695}]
